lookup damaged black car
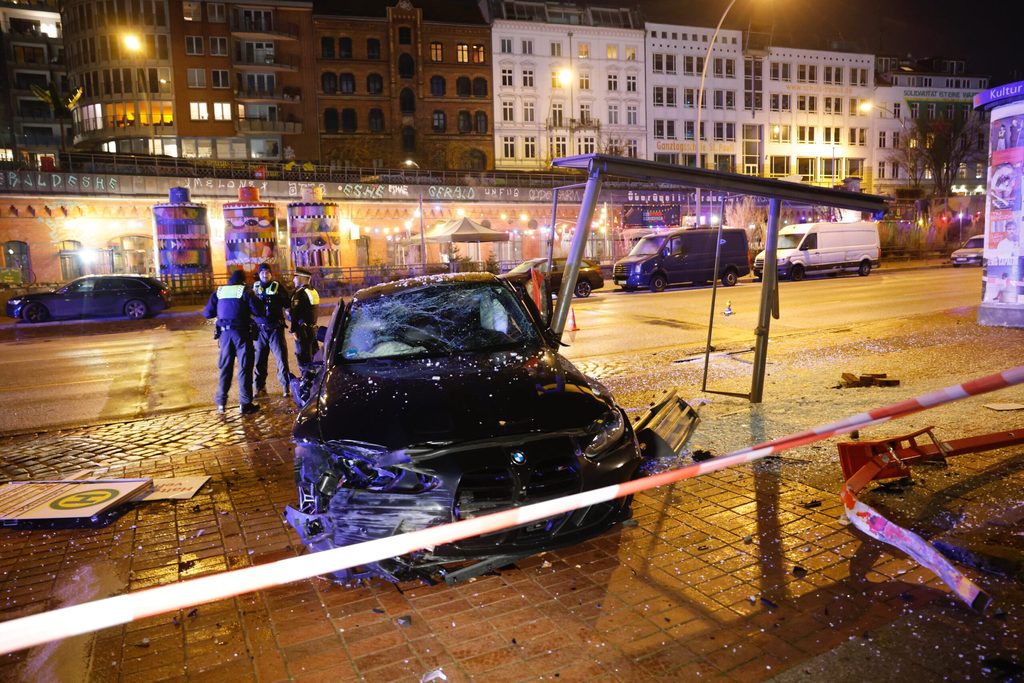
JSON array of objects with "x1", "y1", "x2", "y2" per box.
[{"x1": 285, "y1": 273, "x2": 649, "y2": 584}]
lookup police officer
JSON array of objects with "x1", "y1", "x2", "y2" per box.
[
  {"x1": 289, "y1": 267, "x2": 320, "y2": 371},
  {"x1": 203, "y1": 269, "x2": 260, "y2": 415},
  {"x1": 252, "y1": 262, "x2": 293, "y2": 397}
]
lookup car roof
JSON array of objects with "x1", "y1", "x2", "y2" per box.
[{"x1": 351, "y1": 272, "x2": 502, "y2": 303}]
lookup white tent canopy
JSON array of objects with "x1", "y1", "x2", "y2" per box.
[{"x1": 419, "y1": 217, "x2": 510, "y2": 243}]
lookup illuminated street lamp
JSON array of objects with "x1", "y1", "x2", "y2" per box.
[{"x1": 695, "y1": 0, "x2": 738, "y2": 226}]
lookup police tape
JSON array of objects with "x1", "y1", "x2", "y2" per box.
[{"x1": 0, "y1": 365, "x2": 1021, "y2": 655}]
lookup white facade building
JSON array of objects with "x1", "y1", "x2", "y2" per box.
[
  {"x1": 490, "y1": 2, "x2": 646, "y2": 171},
  {"x1": 645, "y1": 22, "x2": 744, "y2": 172}
]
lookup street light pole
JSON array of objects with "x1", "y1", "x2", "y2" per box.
[
  {"x1": 694, "y1": 0, "x2": 738, "y2": 226},
  {"x1": 405, "y1": 159, "x2": 427, "y2": 274}
]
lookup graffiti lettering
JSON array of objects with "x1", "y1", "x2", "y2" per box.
[{"x1": 427, "y1": 186, "x2": 475, "y2": 200}]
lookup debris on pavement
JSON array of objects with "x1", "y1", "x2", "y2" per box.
[
  {"x1": 691, "y1": 448, "x2": 714, "y2": 462},
  {"x1": 837, "y1": 372, "x2": 901, "y2": 388},
  {"x1": 983, "y1": 402, "x2": 1024, "y2": 411}
]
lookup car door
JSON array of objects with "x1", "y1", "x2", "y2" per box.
[
  {"x1": 799, "y1": 232, "x2": 821, "y2": 272},
  {"x1": 54, "y1": 278, "x2": 95, "y2": 318},
  {"x1": 662, "y1": 235, "x2": 688, "y2": 284},
  {"x1": 89, "y1": 278, "x2": 126, "y2": 316}
]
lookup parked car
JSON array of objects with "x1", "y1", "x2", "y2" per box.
[
  {"x1": 5, "y1": 274, "x2": 171, "y2": 323},
  {"x1": 502, "y1": 257, "x2": 605, "y2": 297},
  {"x1": 284, "y1": 273, "x2": 645, "y2": 583},
  {"x1": 752, "y1": 221, "x2": 880, "y2": 280},
  {"x1": 613, "y1": 227, "x2": 750, "y2": 292},
  {"x1": 951, "y1": 235, "x2": 984, "y2": 267}
]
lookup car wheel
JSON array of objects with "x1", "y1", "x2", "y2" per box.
[
  {"x1": 790, "y1": 264, "x2": 805, "y2": 281},
  {"x1": 952, "y1": 263, "x2": 961, "y2": 268},
  {"x1": 574, "y1": 280, "x2": 592, "y2": 298},
  {"x1": 720, "y1": 268, "x2": 738, "y2": 287},
  {"x1": 124, "y1": 299, "x2": 149, "y2": 320},
  {"x1": 857, "y1": 260, "x2": 872, "y2": 276},
  {"x1": 649, "y1": 273, "x2": 668, "y2": 293},
  {"x1": 22, "y1": 303, "x2": 49, "y2": 323}
]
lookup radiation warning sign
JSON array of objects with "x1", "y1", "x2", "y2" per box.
[{"x1": 0, "y1": 480, "x2": 152, "y2": 522}]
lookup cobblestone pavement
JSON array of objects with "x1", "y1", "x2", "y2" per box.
[{"x1": 1, "y1": 309, "x2": 1023, "y2": 682}]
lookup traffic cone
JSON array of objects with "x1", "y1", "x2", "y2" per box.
[
  {"x1": 723, "y1": 301, "x2": 733, "y2": 316},
  {"x1": 568, "y1": 306, "x2": 580, "y2": 331}
]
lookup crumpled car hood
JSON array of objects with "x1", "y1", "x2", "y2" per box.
[{"x1": 313, "y1": 347, "x2": 613, "y2": 449}]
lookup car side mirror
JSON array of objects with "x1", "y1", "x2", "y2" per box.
[{"x1": 316, "y1": 325, "x2": 328, "y2": 343}]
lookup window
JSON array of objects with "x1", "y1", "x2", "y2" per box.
[
  {"x1": 524, "y1": 136, "x2": 536, "y2": 158},
  {"x1": 653, "y1": 86, "x2": 665, "y2": 106},
  {"x1": 367, "y1": 73, "x2": 384, "y2": 94},
  {"x1": 210, "y1": 37, "x2": 227, "y2": 56},
  {"x1": 500, "y1": 38, "x2": 512, "y2": 54},
  {"x1": 341, "y1": 108, "x2": 357, "y2": 132},
  {"x1": 625, "y1": 46, "x2": 636, "y2": 60},
  {"x1": 607, "y1": 45, "x2": 618, "y2": 59},
  {"x1": 400, "y1": 88, "x2": 415, "y2": 113},
  {"x1": 626, "y1": 105, "x2": 637, "y2": 125},
  {"x1": 607, "y1": 104, "x2": 618, "y2": 124},
  {"x1": 503, "y1": 136, "x2": 515, "y2": 158},
  {"x1": 769, "y1": 125, "x2": 791, "y2": 143},
  {"x1": 522, "y1": 40, "x2": 533, "y2": 55},
  {"x1": 456, "y1": 77, "x2": 470, "y2": 96},
  {"x1": 432, "y1": 110, "x2": 446, "y2": 132},
  {"x1": 472, "y1": 45, "x2": 486, "y2": 63},
  {"x1": 369, "y1": 108, "x2": 384, "y2": 132},
  {"x1": 626, "y1": 75, "x2": 636, "y2": 92},
  {"x1": 323, "y1": 108, "x2": 339, "y2": 133},
  {"x1": 457, "y1": 44, "x2": 468, "y2": 63},
  {"x1": 475, "y1": 111, "x2": 488, "y2": 133},
  {"x1": 608, "y1": 73, "x2": 618, "y2": 90},
  {"x1": 551, "y1": 41, "x2": 561, "y2": 57},
  {"x1": 187, "y1": 68, "x2": 206, "y2": 88},
  {"x1": 183, "y1": 1, "x2": 200, "y2": 21},
  {"x1": 579, "y1": 103, "x2": 592, "y2": 123},
  {"x1": 336, "y1": 38, "x2": 352, "y2": 59},
  {"x1": 877, "y1": 161, "x2": 887, "y2": 180},
  {"x1": 552, "y1": 136, "x2": 567, "y2": 157},
  {"x1": 213, "y1": 102, "x2": 231, "y2": 121},
  {"x1": 398, "y1": 54, "x2": 414, "y2": 78},
  {"x1": 798, "y1": 125, "x2": 815, "y2": 143},
  {"x1": 430, "y1": 75, "x2": 446, "y2": 96},
  {"x1": 367, "y1": 39, "x2": 381, "y2": 60},
  {"x1": 501, "y1": 68, "x2": 513, "y2": 87},
  {"x1": 580, "y1": 136, "x2": 595, "y2": 154},
  {"x1": 502, "y1": 100, "x2": 514, "y2": 122},
  {"x1": 322, "y1": 72, "x2": 337, "y2": 94},
  {"x1": 523, "y1": 101, "x2": 534, "y2": 122},
  {"x1": 431, "y1": 42, "x2": 443, "y2": 62},
  {"x1": 878, "y1": 131, "x2": 887, "y2": 148},
  {"x1": 398, "y1": 27, "x2": 412, "y2": 45},
  {"x1": 458, "y1": 110, "x2": 471, "y2": 132},
  {"x1": 578, "y1": 42, "x2": 589, "y2": 59},
  {"x1": 339, "y1": 73, "x2": 355, "y2": 94},
  {"x1": 212, "y1": 69, "x2": 229, "y2": 88},
  {"x1": 823, "y1": 127, "x2": 840, "y2": 143},
  {"x1": 579, "y1": 72, "x2": 590, "y2": 90},
  {"x1": 472, "y1": 77, "x2": 487, "y2": 97},
  {"x1": 208, "y1": 3, "x2": 226, "y2": 22},
  {"x1": 185, "y1": 36, "x2": 203, "y2": 55},
  {"x1": 522, "y1": 69, "x2": 534, "y2": 87},
  {"x1": 189, "y1": 102, "x2": 209, "y2": 120}
]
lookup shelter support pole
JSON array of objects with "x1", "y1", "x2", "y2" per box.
[
  {"x1": 551, "y1": 162, "x2": 603, "y2": 340},
  {"x1": 418, "y1": 191, "x2": 426, "y2": 275},
  {"x1": 750, "y1": 197, "x2": 781, "y2": 403}
]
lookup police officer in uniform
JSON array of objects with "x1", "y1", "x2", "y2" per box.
[
  {"x1": 203, "y1": 269, "x2": 260, "y2": 415},
  {"x1": 289, "y1": 267, "x2": 321, "y2": 371},
  {"x1": 252, "y1": 262, "x2": 293, "y2": 397}
]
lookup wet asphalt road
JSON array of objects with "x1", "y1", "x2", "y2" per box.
[{"x1": 0, "y1": 268, "x2": 981, "y2": 435}]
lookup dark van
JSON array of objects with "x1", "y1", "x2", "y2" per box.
[{"x1": 613, "y1": 228, "x2": 750, "y2": 292}]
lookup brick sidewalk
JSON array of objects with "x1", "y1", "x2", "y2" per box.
[{"x1": 1, "y1": 386, "x2": 1022, "y2": 682}]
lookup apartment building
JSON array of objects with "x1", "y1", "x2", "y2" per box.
[
  {"x1": 63, "y1": 0, "x2": 317, "y2": 161},
  {"x1": 490, "y1": 0, "x2": 646, "y2": 171},
  {"x1": 313, "y1": 0, "x2": 492, "y2": 171},
  {"x1": 0, "y1": 0, "x2": 66, "y2": 167}
]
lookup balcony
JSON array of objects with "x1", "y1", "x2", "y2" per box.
[
  {"x1": 234, "y1": 88, "x2": 301, "y2": 103},
  {"x1": 72, "y1": 117, "x2": 176, "y2": 145},
  {"x1": 236, "y1": 119, "x2": 303, "y2": 134},
  {"x1": 544, "y1": 117, "x2": 601, "y2": 132},
  {"x1": 229, "y1": 18, "x2": 298, "y2": 40},
  {"x1": 232, "y1": 53, "x2": 299, "y2": 72}
]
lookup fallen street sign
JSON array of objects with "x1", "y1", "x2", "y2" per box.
[{"x1": 0, "y1": 479, "x2": 152, "y2": 522}]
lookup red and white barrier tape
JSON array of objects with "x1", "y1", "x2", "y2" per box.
[{"x1": 0, "y1": 366, "x2": 1021, "y2": 654}]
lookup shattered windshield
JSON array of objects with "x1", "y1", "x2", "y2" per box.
[
  {"x1": 628, "y1": 235, "x2": 665, "y2": 256},
  {"x1": 338, "y1": 281, "x2": 541, "y2": 361},
  {"x1": 777, "y1": 233, "x2": 805, "y2": 250}
]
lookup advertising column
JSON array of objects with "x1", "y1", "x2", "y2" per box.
[
  {"x1": 975, "y1": 80, "x2": 1024, "y2": 327},
  {"x1": 286, "y1": 186, "x2": 345, "y2": 274},
  {"x1": 222, "y1": 186, "x2": 278, "y2": 277},
  {"x1": 152, "y1": 187, "x2": 213, "y2": 289}
]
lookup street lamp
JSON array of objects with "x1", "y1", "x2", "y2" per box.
[
  {"x1": 694, "y1": 0, "x2": 738, "y2": 226},
  {"x1": 123, "y1": 33, "x2": 152, "y2": 153},
  {"x1": 405, "y1": 159, "x2": 427, "y2": 273}
]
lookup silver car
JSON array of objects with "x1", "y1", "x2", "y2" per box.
[{"x1": 951, "y1": 235, "x2": 984, "y2": 267}]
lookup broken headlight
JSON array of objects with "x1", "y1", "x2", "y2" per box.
[
  {"x1": 583, "y1": 409, "x2": 626, "y2": 460},
  {"x1": 315, "y1": 440, "x2": 439, "y2": 494}
]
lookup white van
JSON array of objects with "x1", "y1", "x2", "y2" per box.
[{"x1": 752, "y1": 221, "x2": 880, "y2": 281}]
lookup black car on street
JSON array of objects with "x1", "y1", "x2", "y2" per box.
[
  {"x1": 285, "y1": 273, "x2": 643, "y2": 583},
  {"x1": 5, "y1": 274, "x2": 171, "y2": 323}
]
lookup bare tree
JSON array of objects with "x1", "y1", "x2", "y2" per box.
[{"x1": 900, "y1": 108, "x2": 986, "y2": 198}]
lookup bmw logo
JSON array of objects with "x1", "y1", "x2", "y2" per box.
[{"x1": 510, "y1": 450, "x2": 527, "y2": 466}]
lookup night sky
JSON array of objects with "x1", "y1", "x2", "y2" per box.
[{"x1": 640, "y1": 0, "x2": 1020, "y2": 85}]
